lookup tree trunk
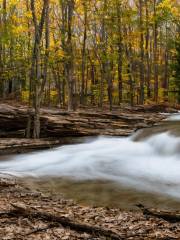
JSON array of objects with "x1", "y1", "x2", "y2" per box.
[
  {"x1": 139, "y1": 0, "x2": 144, "y2": 104},
  {"x1": 41, "y1": 1, "x2": 50, "y2": 103},
  {"x1": 117, "y1": 2, "x2": 123, "y2": 105},
  {"x1": 145, "y1": 0, "x2": 151, "y2": 98},
  {"x1": 27, "y1": 0, "x2": 49, "y2": 139},
  {"x1": 80, "y1": 0, "x2": 87, "y2": 105},
  {"x1": 153, "y1": 0, "x2": 159, "y2": 102},
  {"x1": 66, "y1": 0, "x2": 75, "y2": 111}
]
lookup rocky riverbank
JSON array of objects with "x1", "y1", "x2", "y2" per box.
[{"x1": 0, "y1": 103, "x2": 174, "y2": 154}]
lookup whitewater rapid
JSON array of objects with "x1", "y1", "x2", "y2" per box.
[{"x1": 0, "y1": 129, "x2": 180, "y2": 198}]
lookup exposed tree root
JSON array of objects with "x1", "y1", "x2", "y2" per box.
[
  {"x1": 9, "y1": 203, "x2": 124, "y2": 240},
  {"x1": 25, "y1": 223, "x2": 60, "y2": 236},
  {"x1": 137, "y1": 204, "x2": 180, "y2": 223}
]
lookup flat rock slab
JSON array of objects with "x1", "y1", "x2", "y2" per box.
[
  {"x1": 0, "y1": 139, "x2": 61, "y2": 154},
  {"x1": 0, "y1": 138, "x2": 84, "y2": 154},
  {"x1": 0, "y1": 104, "x2": 167, "y2": 140}
]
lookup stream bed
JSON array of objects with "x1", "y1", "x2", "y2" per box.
[{"x1": 1, "y1": 113, "x2": 180, "y2": 210}]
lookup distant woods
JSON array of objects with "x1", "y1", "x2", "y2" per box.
[{"x1": 0, "y1": 0, "x2": 180, "y2": 110}]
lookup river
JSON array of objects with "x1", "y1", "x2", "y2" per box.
[{"x1": 0, "y1": 113, "x2": 180, "y2": 210}]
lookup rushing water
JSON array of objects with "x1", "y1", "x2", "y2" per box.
[{"x1": 1, "y1": 113, "x2": 180, "y2": 210}]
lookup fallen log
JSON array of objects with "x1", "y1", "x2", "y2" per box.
[{"x1": 137, "y1": 204, "x2": 180, "y2": 223}]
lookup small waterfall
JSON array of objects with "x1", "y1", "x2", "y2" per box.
[{"x1": 0, "y1": 127, "x2": 180, "y2": 198}]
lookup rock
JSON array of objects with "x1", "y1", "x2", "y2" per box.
[{"x1": 0, "y1": 103, "x2": 167, "y2": 153}]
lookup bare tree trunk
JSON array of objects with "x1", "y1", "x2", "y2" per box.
[
  {"x1": 80, "y1": 0, "x2": 87, "y2": 105},
  {"x1": 139, "y1": 0, "x2": 144, "y2": 104},
  {"x1": 124, "y1": 27, "x2": 135, "y2": 106},
  {"x1": 107, "y1": 60, "x2": 113, "y2": 111},
  {"x1": 60, "y1": 0, "x2": 75, "y2": 111},
  {"x1": 116, "y1": 1, "x2": 123, "y2": 105},
  {"x1": 101, "y1": 0, "x2": 113, "y2": 111},
  {"x1": 145, "y1": 0, "x2": 151, "y2": 98},
  {"x1": 41, "y1": 1, "x2": 50, "y2": 102},
  {"x1": 66, "y1": 0, "x2": 75, "y2": 111},
  {"x1": 27, "y1": 0, "x2": 49, "y2": 139},
  {"x1": 153, "y1": 0, "x2": 159, "y2": 102},
  {"x1": 163, "y1": 22, "x2": 169, "y2": 100},
  {"x1": 0, "y1": 0, "x2": 7, "y2": 98},
  {"x1": 60, "y1": 0, "x2": 67, "y2": 107}
]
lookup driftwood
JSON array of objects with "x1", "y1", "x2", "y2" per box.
[{"x1": 137, "y1": 204, "x2": 180, "y2": 223}]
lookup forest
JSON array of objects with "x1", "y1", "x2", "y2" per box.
[
  {"x1": 1, "y1": 1, "x2": 180, "y2": 240},
  {"x1": 0, "y1": 0, "x2": 180, "y2": 138}
]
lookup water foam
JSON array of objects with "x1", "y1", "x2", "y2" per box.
[
  {"x1": 165, "y1": 112, "x2": 180, "y2": 121},
  {"x1": 0, "y1": 131, "x2": 180, "y2": 198}
]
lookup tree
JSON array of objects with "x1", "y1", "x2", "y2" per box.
[
  {"x1": 27, "y1": 0, "x2": 49, "y2": 139},
  {"x1": 153, "y1": 0, "x2": 159, "y2": 102},
  {"x1": 173, "y1": 29, "x2": 180, "y2": 102},
  {"x1": 0, "y1": 0, "x2": 179, "y2": 125},
  {"x1": 80, "y1": 0, "x2": 88, "y2": 105},
  {"x1": 138, "y1": 0, "x2": 145, "y2": 104}
]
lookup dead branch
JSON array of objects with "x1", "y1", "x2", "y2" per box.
[
  {"x1": 137, "y1": 204, "x2": 180, "y2": 223},
  {"x1": 10, "y1": 203, "x2": 124, "y2": 240},
  {"x1": 25, "y1": 223, "x2": 60, "y2": 236}
]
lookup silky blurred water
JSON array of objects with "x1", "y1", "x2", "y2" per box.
[{"x1": 1, "y1": 114, "x2": 180, "y2": 209}]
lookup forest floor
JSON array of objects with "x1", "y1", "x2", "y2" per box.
[{"x1": 0, "y1": 177, "x2": 179, "y2": 240}]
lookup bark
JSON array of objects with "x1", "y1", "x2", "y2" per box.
[
  {"x1": 41, "y1": 1, "x2": 50, "y2": 101},
  {"x1": 163, "y1": 22, "x2": 169, "y2": 100},
  {"x1": 139, "y1": 0, "x2": 144, "y2": 104},
  {"x1": 124, "y1": 27, "x2": 135, "y2": 106},
  {"x1": 66, "y1": 0, "x2": 75, "y2": 111},
  {"x1": 153, "y1": 0, "x2": 159, "y2": 102},
  {"x1": 101, "y1": 0, "x2": 113, "y2": 111},
  {"x1": 145, "y1": 0, "x2": 151, "y2": 98},
  {"x1": 117, "y1": 1, "x2": 123, "y2": 105},
  {"x1": 27, "y1": 0, "x2": 49, "y2": 139},
  {"x1": 80, "y1": 1, "x2": 87, "y2": 105},
  {"x1": 53, "y1": 68, "x2": 63, "y2": 106},
  {"x1": 59, "y1": 0, "x2": 67, "y2": 107},
  {"x1": 0, "y1": 0, "x2": 7, "y2": 99}
]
